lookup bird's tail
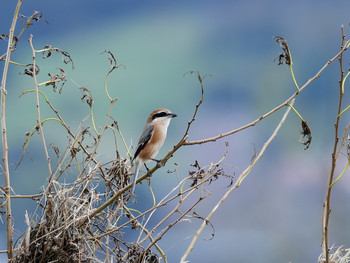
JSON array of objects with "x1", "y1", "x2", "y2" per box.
[{"x1": 131, "y1": 160, "x2": 140, "y2": 195}]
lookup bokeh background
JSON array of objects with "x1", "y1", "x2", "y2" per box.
[{"x1": 1, "y1": 1, "x2": 350, "y2": 262}]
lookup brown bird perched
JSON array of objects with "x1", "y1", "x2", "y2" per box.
[{"x1": 131, "y1": 108, "x2": 177, "y2": 195}]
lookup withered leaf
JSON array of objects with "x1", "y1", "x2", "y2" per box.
[
  {"x1": 24, "y1": 64, "x2": 40, "y2": 76},
  {"x1": 42, "y1": 45, "x2": 74, "y2": 69},
  {"x1": 80, "y1": 87, "x2": 93, "y2": 107},
  {"x1": 274, "y1": 36, "x2": 291, "y2": 66},
  {"x1": 19, "y1": 11, "x2": 49, "y2": 28},
  {"x1": 300, "y1": 120, "x2": 312, "y2": 150},
  {"x1": 46, "y1": 68, "x2": 67, "y2": 93},
  {"x1": 101, "y1": 50, "x2": 125, "y2": 75}
]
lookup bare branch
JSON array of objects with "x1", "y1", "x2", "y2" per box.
[
  {"x1": 321, "y1": 26, "x2": 347, "y2": 263},
  {"x1": 0, "y1": 0, "x2": 23, "y2": 259},
  {"x1": 28, "y1": 34, "x2": 53, "y2": 181}
]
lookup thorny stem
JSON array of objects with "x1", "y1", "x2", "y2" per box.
[
  {"x1": 321, "y1": 26, "x2": 346, "y2": 263},
  {"x1": 0, "y1": 0, "x2": 23, "y2": 258}
]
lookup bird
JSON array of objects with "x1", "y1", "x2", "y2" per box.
[{"x1": 131, "y1": 108, "x2": 177, "y2": 195}]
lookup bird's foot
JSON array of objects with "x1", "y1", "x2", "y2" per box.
[{"x1": 150, "y1": 158, "x2": 164, "y2": 168}]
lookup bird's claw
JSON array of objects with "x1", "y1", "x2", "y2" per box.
[{"x1": 151, "y1": 158, "x2": 164, "y2": 168}]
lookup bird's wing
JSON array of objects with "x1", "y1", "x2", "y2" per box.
[{"x1": 133, "y1": 124, "x2": 154, "y2": 161}]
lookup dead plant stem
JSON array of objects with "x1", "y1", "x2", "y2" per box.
[
  {"x1": 94, "y1": 175, "x2": 210, "y2": 239},
  {"x1": 122, "y1": 205, "x2": 167, "y2": 263},
  {"x1": 78, "y1": 99, "x2": 117, "y2": 179},
  {"x1": 142, "y1": 194, "x2": 206, "y2": 261},
  {"x1": 28, "y1": 35, "x2": 53, "y2": 180},
  {"x1": 321, "y1": 26, "x2": 346, "y2": 263},
  {"x1": 0, "y1": 0, "x2": 23, "y2": 258}
]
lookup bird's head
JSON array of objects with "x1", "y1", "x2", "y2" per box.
[{"x1": 147, "y1": 108, "x2": 177, "y2": 126}]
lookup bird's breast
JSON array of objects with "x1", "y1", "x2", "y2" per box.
[{"x1": 138, "y1": 124, "x2": 167, "y2": 161}]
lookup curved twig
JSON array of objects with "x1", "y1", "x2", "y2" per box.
[{"x1": 29, "y1": 35, "x2": 53, "y2": 180}]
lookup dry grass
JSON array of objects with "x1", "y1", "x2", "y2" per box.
[
  {"x1": 319, "y1": 246, "x2": 350, "y2": 263},
  {"x1": 10, "y1": 158, "x2": 132, "y2": 262}
]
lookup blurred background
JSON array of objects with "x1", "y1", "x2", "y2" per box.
[{"x1": 1, "y1": 0, "x2": 350, "y2": 262}]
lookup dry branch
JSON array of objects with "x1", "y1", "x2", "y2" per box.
[
  {"x1": 0, "y1": 0, "x2": 23, "y2": 259},
  {"x1": 321, "y1": 26, "x2": 347, "y2": 263},
  {"x1": 28, "y1": 34, "x2": 53, "y2": 180}
]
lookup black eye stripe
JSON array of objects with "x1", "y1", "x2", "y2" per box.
[{"x1": 152, "y1": 112, "x2": 169, "y2": 120}]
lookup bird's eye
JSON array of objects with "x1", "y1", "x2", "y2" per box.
[{"x1": 152, "y1": 111, "x2": 168, "y2": 120}]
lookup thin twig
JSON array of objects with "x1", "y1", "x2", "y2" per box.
[
  {"x1": 141, "y1": 194, "x2": 207, "y2": 261},
  {"x1": 122, "y1": 205, "x2": 167, "y2": 263},
  {"x1": 0, "y1": 193, "x2": 43, "y2": 199},
  {"x1": 20, "y1": 89, "x2": 107, "y2": 179},
  {"x1": 94, "y1": 174, "x2": 212, "y2": 240},
  {"x1": 0, "y1": 0, "x2": 23, "y2": 258},
  {"x1": 78, "y1": 98, "x2": 117, "y2": 179},
  {"x1": 182, "y1": 71, "x2": 206, "y2": 139},
  {"x1": 321, "y1": 26, "x2": 346, "y2": 263},
  {"x1": 28, "y1": 34, "x2": 53, "y2": 180},
  {"x1": 138, "y1": 186, "x2": 202, "y2": 247}
]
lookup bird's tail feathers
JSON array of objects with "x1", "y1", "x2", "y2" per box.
[{"x1": 131, "y1": 161, "x2": 140, "y2": 195}]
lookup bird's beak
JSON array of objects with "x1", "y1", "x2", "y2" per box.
[{"x1": 170, "y1": 113, "x2": 177, "y2": 118}]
